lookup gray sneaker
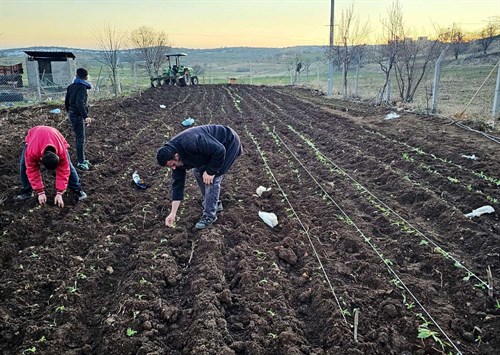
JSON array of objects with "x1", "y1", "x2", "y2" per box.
[
  {"x1": 195, "y1": 216, "x2": 217, "y2": 229},
  {"x1": 216, "y1": 201, "x2": 223, "y2": 212},
  {"x1": 14, "y1": 191, "x2": 32, "y2": 201},
  {"x1": 77, "y1": 190, "x2": 88, "y2": 201}
]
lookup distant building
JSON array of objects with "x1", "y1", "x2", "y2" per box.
[{"x1": 24, "y1": 51, "x2": 76, "y2": 87}]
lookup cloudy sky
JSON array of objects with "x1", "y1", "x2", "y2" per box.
[{"x1": 0, "y1": 0, "x2": 498, "y2": 49}]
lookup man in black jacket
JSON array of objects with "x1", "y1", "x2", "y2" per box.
[
  {"x1": 65, "y1": 68, "x2": 92, "y2": 171},
  {"x1": 157, "y1": 125, "x2": 242, "y2": 229}
]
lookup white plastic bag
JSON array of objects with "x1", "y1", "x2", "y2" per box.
[
  {"x1": 465, "y1": 205, "x2": 495, "y2": 218},
  {"x1": 256, "y1": 186, "x2": 271, "y2": 197},
  {"x1": 259, "y1": 211, "x2": 278, "y2": 228}
]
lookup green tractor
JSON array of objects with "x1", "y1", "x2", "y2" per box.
[{"x1": 151, "y1": 53, "x2": 199, "y2": 87}]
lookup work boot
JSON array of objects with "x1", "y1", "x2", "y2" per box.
[
  {"x1": 14, "y1": 191, "x2": 32, "y2": 201},
  {"x1": 76, "y1": 161, "x2": 89, "y2": 171},
  {"x1": 195, "y1": 216, "x2": 217, "y2": 230}
]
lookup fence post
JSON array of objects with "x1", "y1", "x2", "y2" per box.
[
  {"x1": 432, "y1": 46, "x2": 448, "y2": 113},
  {"x1": 492, "y1": 60, "x2": 500, "y2": 118},
  {"x1": 35, "y1": 70, "x2": 42, "y2": 102}
]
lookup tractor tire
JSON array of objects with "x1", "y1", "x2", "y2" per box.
[
  {"x1": 184, "y1": 73, "x2": 191, "y2": 86},
  {"x1": 178, "y1": 77, "x2": 186, "y2": 87},
  {"x1": 191, "y1": 76, "x2": 199, "y2": 85}
]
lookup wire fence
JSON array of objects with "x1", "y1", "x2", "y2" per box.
[{"x1": 1, "y1": 56, "x2": 498, "y2": 127}]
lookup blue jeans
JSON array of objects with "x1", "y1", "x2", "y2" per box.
[
  {"x1": 20, "y1": 144, "x2": 82, "y2": 193},
  {"x1": 68, "y1": 114, "x2": 86, "y2": 164},
  {"x1": 193, "y1": 168, "x2": 223, "y2": 220}
]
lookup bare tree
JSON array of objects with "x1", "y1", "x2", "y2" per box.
[
  {"x1": 334, "y1": 3, "x2": 370, "y2": 98},
  {"x1": 130, "y1": 26, "x2": 170, "y2": 79},
  {"x1": 477, "y1": 21, "x2": 499, "y2": 55},
  {"x1": 393, "y1": 36, "x2": 442, "y2": 102},
  {"x1": 94, "y1": 24, "x2": 127, "y2": 96},
  {"x1": 441, "y1": 23, "x2": 468, "y2": 60},
  {"x1": 375, "y1": 0, "x2": 404, "y2": 104}
]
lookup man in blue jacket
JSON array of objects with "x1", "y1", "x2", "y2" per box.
[
  {"x1": 65, "y1": 68, "x2": 92, "y2": 171},
  {"x1": 157, "y1": 125, "x2": 242, "y2": 229}
]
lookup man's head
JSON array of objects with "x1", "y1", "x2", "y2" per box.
[
  {"x1": 76, "y1": 68, "x2": 88, "y2": 80},
  {"x1": 157, "y1": 145, "x2": 182, "y2": 170},
  {"x1": 41, "y1": 146, "x2": 59, "y2": 170}
]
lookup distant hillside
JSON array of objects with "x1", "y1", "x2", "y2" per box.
[{"x1": 0, "y1": 45, "x2": 327, "y2": 65}]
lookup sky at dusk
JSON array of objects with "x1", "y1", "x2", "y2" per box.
[{"x1": 0, "y1": 0, "x2": 498, "y2": 49}]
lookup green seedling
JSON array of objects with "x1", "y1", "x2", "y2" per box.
[
  {"x1": 55, "y1": 305, "x2": 65, "y2": 312},
  {"x1": 258, "y1": 278, "x2": 269, "y2": 286},
  {"x1": 29, "y1": 252, "x2": 39, "y2": 259},
  {"x1": 466, "y1": 184, "x2": 473, "y2": 192},
  {"x1": 268, "y1": 333, "x2": 278, "y2": 339},
  {"x1": 419, "y1": 240, "x2": 429, "y2": 246},
  {"x1": 139, "y1": 277, "x2": 148, "y2": 285},
  {"x1": 77, "y1": 273, "x2": 87, "y2": 280},
  {"x1": 160, "y1": 238, "x2": 168, "y2": 244},
  {"x1": 67, "y1": 285, "x2": 78, "y2": 293},
  {"x1": 486, "y1": 195, "x2": 498, "y2": 204},
  {"x1": 453, "y1": 261, "x2": 463, "y2": 269},
  {"x1": 132, "y1": 310, "x2": 140, "y2": 320},
  {"x1": 126, "y1": 328, "x2": 137, "y2": 337},
  {"x1": 135, "y1": 294, "x2": 146, "y2": 300},
  {"x1": 384, "y1": 258, "x2": 394, "y2": 266},
  {"x1": 474, "y1": 282, "x2": 487, "y2": 290},
  {"x1": 390, "y1": 278, "x2": 404, "y2": 290},
  {"x1": 417, "y1": 325, "x2": 448, "y2": 351},
  {"x1": 37, "y1": 336, "x2": 46, "y2": 343},
  {"x1": 402, "y1": 293, "x2": 415, "y2": 310},
  {"x1": 23, "y1": 347, "x2": 36, "y2": 353},
  {"x1": 267, "y1": 309, "x2": 276, "y2": 317},
  {"x1": 342, "y1": 308, "x2": 352, "y2": 317},
  {"x1": 495, "y1": 300, "x2": 500, "y2": 310},
  {"x1": 253, "y1": 249, "x2": 267, "y2": 260},
  {"x1": 402, "y1": 152, "x2": 414, "y2": 162},
  {"x1": 447, "y1": 177, "x2": 460, "y2": 184},
  {"x1": 433, "y1": 247, "x2": 450, "y2": 259},
  {"x1": 463, "y1": 272, "x2": 474, "y2": 282}
]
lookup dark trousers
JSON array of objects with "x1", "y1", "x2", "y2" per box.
[
  {"x1": 20, "y1": 144, "x2": 82, "y2": 193},
  {"x1": 68, "y1": 114, "x2": 86, "y2": 164}
]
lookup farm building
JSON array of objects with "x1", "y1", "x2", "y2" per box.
[
  {"x1": 24, "y1": 51, "x2": 76, "y2": 87},
  {"x1": 0, "y1": 63, "x2": 24, "y2": 87}
]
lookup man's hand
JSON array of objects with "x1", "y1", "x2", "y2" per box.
[
  {"x1": 165, "y1": 213, "x2": 176, "y2": 227},
  {"x1": 38, "y1": 192, "x2": 47, "y2": 205},
  {"x1": 203, "y1": 171, "x2": 215, "y2": 185},
  {"x1": 54, "y1": 193, "x2": 64, "y2": 208},
  {"x1": 85, "y1": 117, "x2": 92, "y2": 126}
]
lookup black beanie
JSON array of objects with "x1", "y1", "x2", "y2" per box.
[
  {"x1": 157, "y1": 144, "x2": 177, "y2": 166},
  {"x1": 76, "y1": 68, "x2": 88, "y2": 79}
]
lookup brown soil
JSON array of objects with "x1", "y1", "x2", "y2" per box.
[{"x1": 0, "y1": 84, "x2": 499, "y2": 355}]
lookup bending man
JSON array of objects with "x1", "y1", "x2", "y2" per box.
[
  {"x1": 14, "y1": 126, "x2": 87, "y2": 207},
  {"x1": 157, "y1": 124, "x2": 242, "y2": 229}
]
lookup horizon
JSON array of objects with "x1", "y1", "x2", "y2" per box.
[{"x1": 0, "y1": 0, "x2": 498, "y2": 50}]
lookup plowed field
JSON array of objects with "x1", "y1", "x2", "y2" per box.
[{"x1": 1, "y1": 85, "x2": 499, "y2": 355}]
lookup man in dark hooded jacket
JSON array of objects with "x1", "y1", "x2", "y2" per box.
[
  {"x1": 157, "y1": 125, "x2": 242, "y2": 229},
  {"x1": 65, "y1": 68, "x2": 92, "y2": 171}
]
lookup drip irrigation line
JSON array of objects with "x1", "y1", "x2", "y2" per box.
[
  {"x1": 289, "y1": 125, "x2": 492, "y2": 290},
  {"x1": 272, "y1": 127, "x2": 463, "y2": 354},
  {"x1": 244, "y1": 126, "x2": 349, "y2": 326}
]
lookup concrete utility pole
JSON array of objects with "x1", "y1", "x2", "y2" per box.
[
  {"x1": 327, "y1": 0, "x2": 335, "y2": 97},
  {"x1": 432, "y1": 46, "x2": 449, "y2": 113},
  {"x1": 493, "y1": 60, "x2": 500, "y2": 118}
]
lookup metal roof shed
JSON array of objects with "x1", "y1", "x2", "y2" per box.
[{"x1": 24, "y1": 51, "x2": 77, "y2": 87}]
